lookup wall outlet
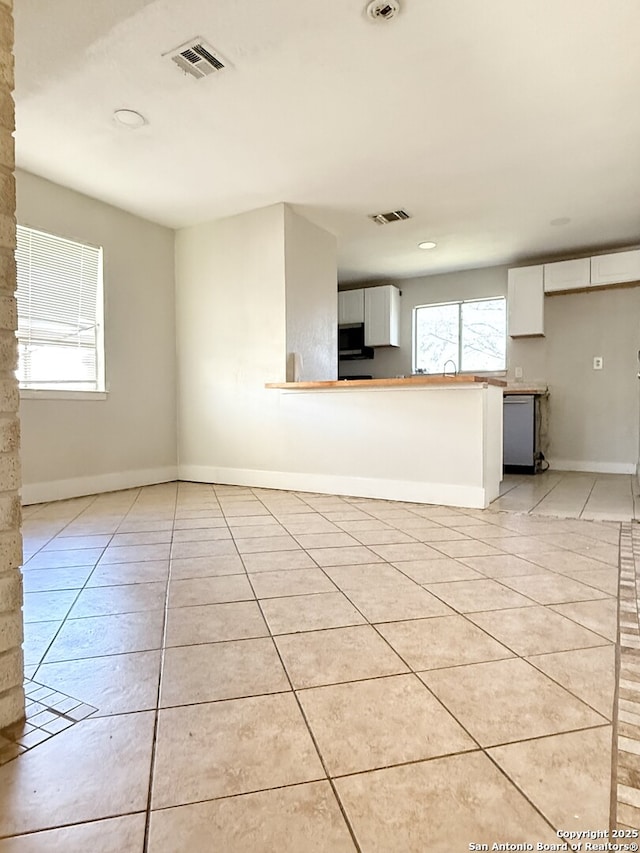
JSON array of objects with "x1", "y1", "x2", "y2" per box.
[
  {"x1": 514, "y1": 367, "x2": 523, "y2": 380},
  {"x1": 593, "y1": 356, "x2": 603, "y2": 370}
]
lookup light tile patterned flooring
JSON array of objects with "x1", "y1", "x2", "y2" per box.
[
  {"x1": 0, "y1": 482, "x2": 622, "y2": 850},
  {"x1": 497, "y1": 469, "x2": 640, "y2": 520}
]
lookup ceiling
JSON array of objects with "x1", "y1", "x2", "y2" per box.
[{"x1": 13, "y1": 0, "x2": 640, "y2": 282}]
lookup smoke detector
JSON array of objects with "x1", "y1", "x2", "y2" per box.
[
  {"x1": 366, "y1": 0, "x2": 401, "y2": 22},
  {"x1": 166, "y1": 38, "x2": 227, "y2": 80}
]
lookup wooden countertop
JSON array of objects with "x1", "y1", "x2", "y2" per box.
[{"x1": 266, "y1": 375, "x2": 507, "y2": 390}]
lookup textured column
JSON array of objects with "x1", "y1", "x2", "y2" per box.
[{"x1": 0, "y1": 0, "x2": 24, "y2": 732}]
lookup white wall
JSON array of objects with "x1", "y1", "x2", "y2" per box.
[
  {"x1": 177, "y1": 203, "x2": 338, "y2": 479},
  {"x1": 284, "y1": 207, "x2": 337, "y2": 382},
  {"x1": 340, "y1": 265, "x2": 639, "y2": 473},
  {"x1": 177, "y1": 203, "x2": 288, "y2": 474},
  {"x1": 512, "y1": 287, "x2": 640, "y2": 473},
  {"x1": 17, "y1": 170, "x2": 177, "y2": 503}
]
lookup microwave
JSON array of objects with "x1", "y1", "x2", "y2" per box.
[{"x1": 338, "y1": 323, "x2": 374, "y2": 360}]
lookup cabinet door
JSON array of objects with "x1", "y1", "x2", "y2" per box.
[
  {"x1": 543, "y1": 258, "x2": 590, "y2": 292},
  {"x1": 507, "y1": 266, "x2": 544, "y2": 337},
  {"x1": 338, "y1": 289, "x2": 364, "y2": 324},
  {"x1": 590, "y1": 250, "x2": 640, "y2": 285},
  {"x1": 364, "y1": 285, "x2": 400, "y2": 347}
]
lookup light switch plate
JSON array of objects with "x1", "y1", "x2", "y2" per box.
[
  {"x1": 514, "y1": 367, "x2": 523, "y2": 379},
  {"x1": 593, "y1": 356, "x2": 603, "y2": 370}
]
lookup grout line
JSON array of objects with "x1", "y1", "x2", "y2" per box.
[
  {"x1": 245, "y1": 505, "x2": 571, "y2": 834},
  {"x1": 30, "y1": 538, "x2": 135, "y2": 680},
  {"x1": 338, "y1": 598, "x2": 564, "y2": 833},
  {"x1": 238, "y1": 540, "x2": 364, "y2": 853},
  {"x1": 577, "y1": 477, "x2": 600, "y2": 521},
  {"x1": 140, "y1": 484, "x2": 179, "y2": 853},
  {"x1": 526, "y1": 476, "x2": 567, "y2": 514},
  {"x1": 0, "y1": 809, "x2": 147, "y2": 842},
  {"x1": 522, "y1": 652, "x2": 615, "y2": 721}
]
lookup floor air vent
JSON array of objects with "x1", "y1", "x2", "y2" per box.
[
  {"x1": 368, "y1": 209, "x2": 411, "y2": 225},
  {"x1": 168, "y1": 39, "x2": 227, "y2": 79}
]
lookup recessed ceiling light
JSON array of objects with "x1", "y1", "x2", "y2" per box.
[
  {"x1": 550, "y1": 217, "x2": 571, "y2": 227},
  {"x1": 113, "y1": 109, "x2": 147, "y2": 129},
  {"x1": 418, "y1": 241, "x2": 437, "y2": 250}
]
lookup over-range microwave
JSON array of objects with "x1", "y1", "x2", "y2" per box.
[{"x1": 338, "y1": 323, "x2": 374, "y2": 360}]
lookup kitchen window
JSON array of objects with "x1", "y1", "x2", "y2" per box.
[
  {"x1": 413, "y1": 297, "x2": 506, "y2": 374},
  {"x1": 15, "y1": 225, "x2": 105, "y2": 392}
]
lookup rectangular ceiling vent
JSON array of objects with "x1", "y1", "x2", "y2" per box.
[
  {"x1": 168, "y1": 38, "x2": 227, "y2": 80},
  {"x1": 368, "y1": 209, "x2": 411, "y2": 225}
]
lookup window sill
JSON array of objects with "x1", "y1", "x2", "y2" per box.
[
  {"x1": 413, "y1": 370, "x2": 507, "y2": 378},
  {"x1": 20, "y1": 390, "x2": 108, "y2": 401}
]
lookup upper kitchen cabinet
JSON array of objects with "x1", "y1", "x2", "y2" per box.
[
  {"x1": 364, "y1": 285, "x2": 400, "y2": 347},
  {"x1": 543, "y1": 258, "x2": 590, "y2": 292},
  {"x1": 507, "y1": 265, "x2": 544, "y2": 337},
  {"x1": 591, "y1": 249, "x2": 640, "y2": 286},
  {"x1": 338, "y1": 289, "x2": 364, "y2": 324}
]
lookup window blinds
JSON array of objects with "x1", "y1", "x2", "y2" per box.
[{"x1": 15, "y1": 225, "x2": 103, "y2": 390}]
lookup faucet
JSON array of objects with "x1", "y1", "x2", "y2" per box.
[{"x1": 443, "y1": 359, "x2": 457, "y2": 376}]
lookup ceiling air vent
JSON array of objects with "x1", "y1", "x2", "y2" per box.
[
  {"x1": 168, "y1": 38, "x2": 227, "y2": 79},
  {"x1": 368, "y1": 209, "x2": 411, "y2": 225}
]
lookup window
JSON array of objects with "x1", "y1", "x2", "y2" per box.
[
  {"x1": 413, "y1": 297, "x2": 506, "y2": 374},
  {"x1": 15, "y1": 225, "x2": 104, "y2": 391}
]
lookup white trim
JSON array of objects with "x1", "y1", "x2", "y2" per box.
[
  {"x1": 20, "y1": 390, "x2": 108, "y2": 401},
  {"x1": 178, "y1": 465, "x2": 491, "y2": 509},
  {"x1": 548, "y1": 458, "x2": 636, "y2": 475},
  {"x1": 21, "y1": 466, "x2": 178, "y2": 505}
]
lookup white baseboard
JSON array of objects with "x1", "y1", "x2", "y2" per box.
[
  {"x1": 179, "y1": 465, "x2": 491, "y2": 509},
  {"x1": 547, "y1": 458, "x2": 636, "y2": 475},
  {"x1": 21, "y1": 466, "x2": 179, "y2": 505}
]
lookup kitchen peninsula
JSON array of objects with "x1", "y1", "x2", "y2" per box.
[
  {"x1": 265, "y1": 376, "x2": 505, "y2": 508},
  {"x1": 176, "y1": 205, "x2": 506, "y2": 512}
]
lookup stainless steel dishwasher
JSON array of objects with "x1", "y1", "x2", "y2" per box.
[{"x1": 503, "y1": 394, "x2": 539, "y2": 474}]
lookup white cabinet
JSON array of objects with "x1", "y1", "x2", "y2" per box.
[
  {"x1": 511, "y1": 248, "x2": 640, "y2": 303},
  {"x1": 591, "y1": 249, "x2": 640, "y2": 286},
  {"x1": 338, "y1": 289, "x2": 364, "y2": 324},
  {"x1": 543, "y1": 258, "x2": 590, "y2": 292},
  {"x1": 507, "y1": 265, "x2": 544, "y2": 337},
  {"x1": 364, "y1": 285, "x2": 400, "y2": 347}
]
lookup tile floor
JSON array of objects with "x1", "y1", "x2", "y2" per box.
[
  {"x1": 0, "y1": 480, "x2": 622, "y2": 851},
  {"x1": 497, "y1": 469, "x2": 640, "y2": 520}
]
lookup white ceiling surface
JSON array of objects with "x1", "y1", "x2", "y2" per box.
[{"x1": 14, "y1": 0, "x2": 640, "y2": 282}]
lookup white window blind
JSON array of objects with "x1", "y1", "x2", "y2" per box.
[{"x1": 15, "y1": 225, "x2": 104, "y2": 391}]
